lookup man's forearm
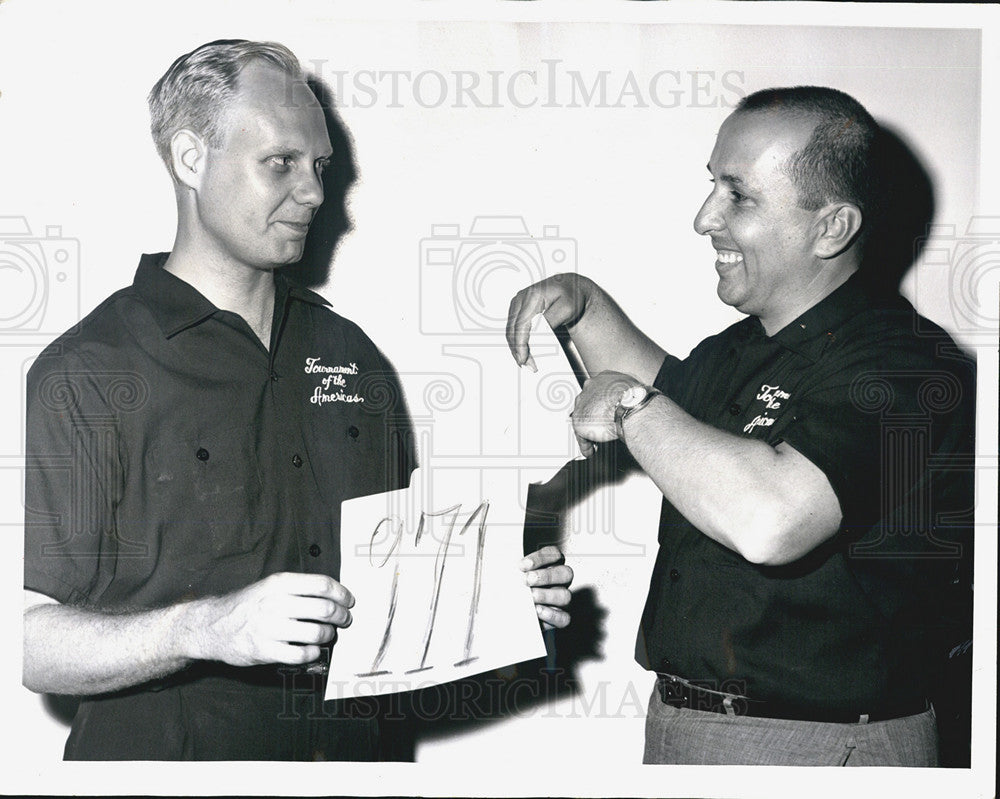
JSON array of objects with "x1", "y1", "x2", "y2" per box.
[
  {"x1": 567, "y1": 282, "x2": 668, "y2": 384},
  {"x1": 24, "y1": 571, "x2": 353, "y2": 695},
  {"x1": 23, "y1": 599, "x2": 209, "y2": 695},
  {"x1": 622, "y1": 395, "x2": 841, "y2": 565}
]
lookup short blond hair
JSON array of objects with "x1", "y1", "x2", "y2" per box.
[{"x1": 148, "y1": 39, "x2": 303, "y2": 176}]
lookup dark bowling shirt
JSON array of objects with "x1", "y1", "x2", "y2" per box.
[
  {"x1": 24, "y1": 253, "x2": 414, "y2": 759},
  {"x1": 637, "y1": 275, "x2": 975, "y2": 719}
]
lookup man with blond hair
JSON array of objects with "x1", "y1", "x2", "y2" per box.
[{"x1": 23, "y1": 39, "x2": 572, "y2": 760}]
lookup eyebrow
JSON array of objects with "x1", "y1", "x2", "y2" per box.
[
  {"x1": 269, "y1": 146, "x2": 333, "y2": 160},
  {"x1": 706, "y1": 163, "x2": 745, "y2": 186}
]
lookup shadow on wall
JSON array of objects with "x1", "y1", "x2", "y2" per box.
[
  {"x1": 858, "y1": 124, "x2": 935, "y2": 299},
  {"x1": 405, "y1": 441, "x2": 638, "y2": 755},
  {"x1": 279, "y1": 74, "x2": 359, "y2": 291},
  {"x1": 43, "y1": 693, "x2": 79, "y2": 727}
]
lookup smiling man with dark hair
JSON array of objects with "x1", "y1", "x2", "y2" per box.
[{"x1": 507, "y1": 85, "x2": 974, "y2": 767}]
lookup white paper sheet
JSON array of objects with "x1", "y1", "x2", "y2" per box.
[{"x1": 327, "y1": 467, "x2": 546, "y2": 699}]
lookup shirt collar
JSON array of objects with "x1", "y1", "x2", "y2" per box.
[
  {"x1": 767, "y1": 273, "x2": 877, "y2": 362},
  {"x1": 134, "y1": 253, "x2": 331, "y2": 339},
  {"x1": 280, "y1": 274, "x2": 333, "y2": 309}
]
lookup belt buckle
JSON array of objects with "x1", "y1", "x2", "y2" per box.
[{"x1": 656, "y1": 674, "x2": 688, "y2": 706}]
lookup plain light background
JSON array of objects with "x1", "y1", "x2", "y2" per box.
[{"x1": 1, "y1": 2, "x2": 996, "y2": 797}]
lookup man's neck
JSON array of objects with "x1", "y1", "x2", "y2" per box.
[
  {"x1": 758, "y1": 264, "x2": 857, "y2": 337},
  {"x1": 164, "y1": 246, "x2": 277, "y2": 349}
]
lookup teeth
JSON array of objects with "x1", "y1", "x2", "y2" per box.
[{"x1": 716, "y1": 250, "x2": 744, "y2": 264}]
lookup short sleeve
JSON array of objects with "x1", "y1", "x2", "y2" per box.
[
  {"x1": 779, "y1": 342, "x2": 975, "y2": 538},
  {"x1": 356, "y1": 340, "x2": 417, "y2": 493},
  {"x1": 651, "y1": 353, "x2": 685, "y2": 397},
  {"x1": 380, "y1": 352, "x2": 417, "y2": 492},
  {"x1": 24, "y1": 347, "x2": 124, "y2": 605},
  {"x1": 652, "y1": 325, "x2": 741, "y2": 404}
]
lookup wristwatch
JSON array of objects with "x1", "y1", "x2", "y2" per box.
[{"x1": 614, "y1": 384, "x2": 662, "y2": 440}]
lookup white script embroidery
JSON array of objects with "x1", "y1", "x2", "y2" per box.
[
  {"x1": 305, "y1": 357, "x2": 365, "y2": 405},
  {"x1": 743, "y1": 414, "x2": 776, "y2": 433},
  {"x1": 305, "y1": 357, "x2": 359, "y2": 375},
  {"x1": 755, "y1": 384, "x2": 790, "y2": 410},
  {"x1": 743, "y1": 383, "x2": 792, "y2": 433}
]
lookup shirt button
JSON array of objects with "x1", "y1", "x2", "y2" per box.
[
  {"x1": 308, "y1": 544, "x2": 321, "y2": 557},
  {"x1": 348, "y1": 425, "x2": 360, "y2": 439},
  {"x1": 292, "y1": 454, "x2": 303, "y2": 468},
  {"x1": 669, "y1": 568, "x2": 680, "y2": 582},
  {"x1": 728, "y1": 403, "x2": 741, "y2": 416},
  {"x1": 196, "y1": 448, "x2": 210, "y2": 461}
]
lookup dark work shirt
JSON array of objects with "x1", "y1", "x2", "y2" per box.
[
  {"x1": 637, "y1": 275, "x2": 975, "y2": 718},
  {"x1": 24, "y1": 253, "x2": 414, "y2": 759}
]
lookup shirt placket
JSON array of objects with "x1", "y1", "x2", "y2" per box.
[{"x1": 269, "y1": 306, "x2": 331, "y2": 576}]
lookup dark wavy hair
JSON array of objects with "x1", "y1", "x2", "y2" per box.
[{"x1": 736, "y1": 86, "x2": 879, "y2": 222}]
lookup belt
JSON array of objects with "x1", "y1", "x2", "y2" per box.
[{"x1": 655, "y1": 674, "x2": 930, "y2": 724}]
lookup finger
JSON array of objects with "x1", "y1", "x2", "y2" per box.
[
  {"x1": 287, "y1": 595, "x2": 352, "y2": 626},
  {"x1": 525, "y1": 564, "x2": 574, "y2": 588},
  {"x1": 276, "y1": 572, "x2": 355, "y2": 608},
  {"x1": 282, "y1": 619, "x2": 339, "y2": 646},
  {"x1": 519, "y1": 545, "x2": 564, "y2": 571},
  {"x1": 505, "y1": 292, "x2": 528, "y2": 365},
  {"x1": 575, "y1": 431, "x2": 597, "y2": 458},
  {"x1": 531, "y1": 586, "x2": 572, "y2": 608},
  {"x1": 535, "y1": 604, "x2": 571, "y2": 629},
  {"x1": 505, "y1": 290, "x2": 542, "y2": 370},
  {"x1": 271, "y1": 641, "x2": 322, "y2": 665}
]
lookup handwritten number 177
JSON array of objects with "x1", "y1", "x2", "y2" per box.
[{"x1": 357, "y1": 500, "x2": 490, "y2": 677}]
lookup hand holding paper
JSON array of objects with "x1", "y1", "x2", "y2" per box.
[
  {"x1": 327, "y1": 468, "x2": 556, "y2": 699},
  {"x1": 520, "y1": 545, "x2": 573, "y2": 629}
]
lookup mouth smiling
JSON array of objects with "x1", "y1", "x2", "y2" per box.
[
  {"x1": 715, "y1": 248, "x2": 744, "y2": 269},
  {"x1": 277, "y1": 220, "x2": 311, "y2": 236}
]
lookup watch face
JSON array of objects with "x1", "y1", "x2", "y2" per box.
[{"x1": 620, "y1": 385, "x2": 649, "y2": 409}]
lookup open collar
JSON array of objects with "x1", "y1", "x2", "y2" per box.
[{"x1": 133, "y1": 253, "x2": 331, "y2": 339}]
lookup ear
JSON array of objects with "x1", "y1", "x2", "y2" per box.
[
  {"x1": 813, "y1": 203, "x2": 863, "y2": 259},
  {"x1": 169, "y1": 129, "x2": 206, "y2": 189}
]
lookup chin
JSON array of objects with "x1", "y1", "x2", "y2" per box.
[
  {"x1": 272, "y1": 245, "x2": 307, "y2": 267},
  {"x1": 716, "y1": 281, "x2": 747, "y2": 310}
]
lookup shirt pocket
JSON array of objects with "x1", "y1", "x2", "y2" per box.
[{"x1": 144, "y1": 428, "x2": 267, "y2": 564}]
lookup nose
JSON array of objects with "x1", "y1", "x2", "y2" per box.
[
  {"x1": 294, "y1": 166, "x2": 325, "y2": 208},
  {"x1": 693, "y1": 191, "x2": 722, "y2": 236}
]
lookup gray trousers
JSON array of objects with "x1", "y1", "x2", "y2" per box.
[{"x1": 643, "y1": 688, "x2": 938, "y2": 766}]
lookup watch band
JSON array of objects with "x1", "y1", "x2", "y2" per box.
[{"x1": 614, "y1": 387, "x2": 662, "y2": 440}]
